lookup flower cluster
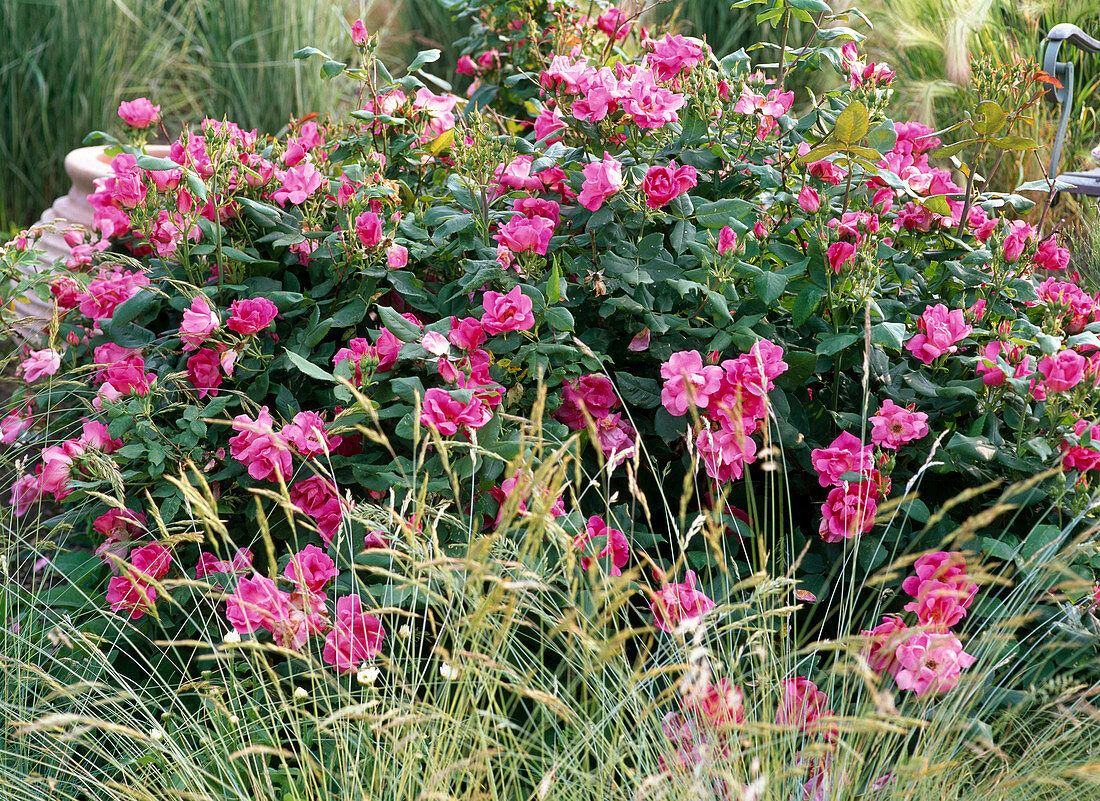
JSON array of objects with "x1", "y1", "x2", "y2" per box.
[
  {"x1": 660, "y1": 341, "x2": 787, "y2": 483},
  {"x1": 862, "y1": 552, "x2": 978, "y2": 696}
]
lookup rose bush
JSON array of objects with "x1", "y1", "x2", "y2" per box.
[{"x1": 3, "y1": 0, "x2": 1098, "y2": 783}]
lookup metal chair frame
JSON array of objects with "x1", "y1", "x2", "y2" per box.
[{"x1": 1041, "y1": 24, "x2": 1100, "y2": 195}]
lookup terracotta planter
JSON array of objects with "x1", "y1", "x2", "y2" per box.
[{"x1": 11, "y1": 144, "x2": 171, "y2": 337}]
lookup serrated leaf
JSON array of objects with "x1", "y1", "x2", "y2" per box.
[
  {"x1": 293, "y1": 46, "x2": 328, "y2": 60},
  {"x1": 135, "y1": 155, "x2": 179, "y2": 172},
  {"x1": 816, "y1": 332, "x2": 861, "y2": 356},
  {"x1": 407, "y1": 49, "x2": 441, "y2": 73},
  {"x1": 932, "y1": 137, "x2": 980, "y2": 159},
  {"x1": 378, "y1": 305, "x2": 422, "y2": 342},
  {"x1": 331, "y1": 298, "x2": 367, "y2": 328},
  {"x1": 321, "y1": 60, "x2": 346, "y2": 79},
  {"x1": 834, "y1": 101, "x2": 869, "y2": 145},
  {"x1": 544, "y1": 306, "x2": 574, "y2": 331},
  {"x1": 792, "y1": 285, "x2": 826, "y2": 326},
  {"x1": 870, "y1": 322, "x2": 906, "y2": 350},
  {"x1": 284, "y1": 350, "x2": 335, "y2": 383},
  {"x1": 920, "y1": 194, "x2": 952, "y2": 216},
  {"x1": 990, "y1": 135, "x2": 1039, "y2": 151},
  {"x1": 973, "y1": 100, "x2": 1006, "y2": 136},
  {"x1": 754, "y1": 271, "x2": 787, "y2": 305}
]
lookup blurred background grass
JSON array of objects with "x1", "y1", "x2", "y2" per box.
[{"x1": 1, "y1": 0, "x2": 1098, "y2": 233}]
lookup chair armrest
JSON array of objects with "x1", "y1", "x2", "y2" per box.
[
  {"x1": 1040, "y1": 24, "x2": 1100, "y2": 181},
  {"x1": 1047, "y1": 23, "x2": 1100, "y2": 54}
]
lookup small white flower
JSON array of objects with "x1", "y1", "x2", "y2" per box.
[
  {"x1": 223, "y1": 630, "x2": 241, "y2": 644},
  {"x1": 357, "y1": 666, "x2": 380, "y2": 685},
  {"x1": 440, "y1": 662, "x2": 460, "y2": 680},
  {"x1": 227, "y1": 714, "x2": 239, "y2": 725},
  {"x1": 399, "y1": 624, "x2": 412, "y2": 639},
  {"x1": 149, "y1": 728, "x2": 165, "y2": 741},
  {"x1": 293, "y1": 687, "x2": 309, "y2": 699}
]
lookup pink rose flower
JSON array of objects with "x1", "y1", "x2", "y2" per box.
[
  {"x1": 421, "y1": 331, "x2": 450, "y2": 357},
  {"x1": 894, "y1": 631, "x2": 976, "y2": 696},
  {"x1": 420, "y1": 387, "x2": 492, "y2": 436},
  {"x1": 106, "y1": 542, "x2": 171, "y2": 620},
  {"x1": 180, "y1": 296, "x2": 220, "y2": 351},
  {"x1": 646, "y1": 33, "x2": 706, "y2": 82},
  {"x1": 620, "y1": 69, "x2": 685, "y2": 129},
  {"x1": 106, "y1": 573, "x2": 157, "y2": 619},
  {"x1": 284, "y1": 544, "x2": 339, "y2": 594},
  {"x1": 901, "y1": 552, "x2": 977, "y2": 608},
  {"x1": 1002, "y1": 219, "x2": 1035, "y2": 263},
  {"x1": 449, "y1": 316, "x2": 486, "y2": 350},
  {"x1": 861, "y1": 615, "x2": 908, "y2": 677},
  {"x1": 496, "y1": 214, "x2": 555, "y2": 255},
  {"x1": 578, "y1": 153, "x2": 624, "y2": 212},
  {"x1": 18, "y1": 348, "x2": 61, "y2": 383},
  {"x1": 534, "y1": 107, "x2": 568, "y2": 143},
  {"x1": 651, "y1": 570, "x2": 716, "y2": 633},
  {"x1": 903, "y1": 579, "x2": 969, "y2": 629},
  {"x1": 290, "y1": 475, "x2": 344, "y2": 545},
  {"x1": 798, "y1": 186, "x2": 821, "y2": 213},
  {"x1": 818, "y1": 483, "x2": 877, "y2": 543},
  {"x1": 355, "y1": 211, "x2": 383, "y2": 247},
  {"x1": 1062, "y1": 419, "x2": 1100, "y2": 473},
  {"x1": 826, "y1": 241, "x2": 856, "y2": 273},
  {"x1": 281, "y1": 411, "x2": 342, "y2": 457},
  {"x1": 660, "y1": 350, "x2": 723, "y2": 416},
  {"x1": 596, "y1": 412, "x2": 637, "y2": 464},
  {"x1": 10, "y1": 473, "x2": 41, "y2": 517},
  {"x1": 387, "y1": 244, "x2": 408, "y2": 268},
  {"x1": 1033, "y1": 237, "x2": 1070, "y2": 271},
  {"x1": 0, "y1": 407, "x2": 33, "y2": 445},
  {"x1": 38, "y1": 441, "x2": 83, "y2": 500},
  {"x1": 717, "y1": 226, "x2": 738, "y2": 255},
  {"x1": 226, "y1": 574, "x2": 291, "y2": 634},
  {"x1": 1038, "y1": 350, "x2": 1086, "y2": 393},
  {"x1": 228, "y1": 406, "x2": 292, "y2": 482},
  {"x1": 149, "y1": 210, "x2": 200, "y2": 258},
  {"x1": 574, "y1": 515, "x2": 630, "y2": 575},
  {"x1": 554, "y1": 374, "x2": 620, "y2": 429},
  {"x1": 227, "y1": 297, "x2": 278, "y2": 334},
  {"x1": 77, "y1": 268, "x2": 150, "y2": 322},
  {"x1": 494, "y1": 155, "x2": 544, "y2": 194},
  {"x1": 323, "y1": 594, "x2": 385, "y2": 672},
  {"x1": 271, "y1": 163, "x2": 323, "y2": 206},
  {"x1": 811, "y1": 431, "x2": 874, "y2": 487},
  {"x1": 905, "y1": 304, "x2": 971, "y2": 364},
  {"x1": 681, "y1": 678, "x2": 745, "y2": 728},
  {"x1": 976, "y1": 341, "x2": 1032, "y2": 387},
  {"x1": 196, "y1": 548, "x2": 253, "y2": 579},
  {"x1": 571, "y1": 67, "x2": 621, "y2": 123},
  {"x1": 869, "y1": 399, "x2": 929, "y2": 450},
  {"x1": 481, "y1": 286, "x2": 535, "y2": 335},
  {"x1": 186, "y1": 348, "x2": 223, "y2": 399},
  {"x1": 118, "y1": 97, "x2": 160, "y2": 128},
  {"x1": 776, "y1": 677, "x2": 833, "y2": 738},
  {"x1": 351, "y1": 19, "x2": 368, "y2": 45},
  {"x1": 130, "y1": 542, "x2": 171, "y2": 580},
  {"x1": 695, "y1": 425, "x2": 758, "y2": 482},
  {"x1": 595, "y1": 6, "x2": 631, "y2": 40},
  {"x1": 642, "y1": 161, "x2": 697, "y2": 208},
  {"x1": 490, "y1": 469, "x2": 566, "y2": 527}
]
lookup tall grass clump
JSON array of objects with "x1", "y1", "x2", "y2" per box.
[
  {"x1": 0, "y1": 0, "x2": 377, "y2": 230},
  {"x1": 3, "y1": 424, "x2": 1100, "y2": 800},
  {"x1": 0, "y1": 0, "x2": 179, "y2": 230}
]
